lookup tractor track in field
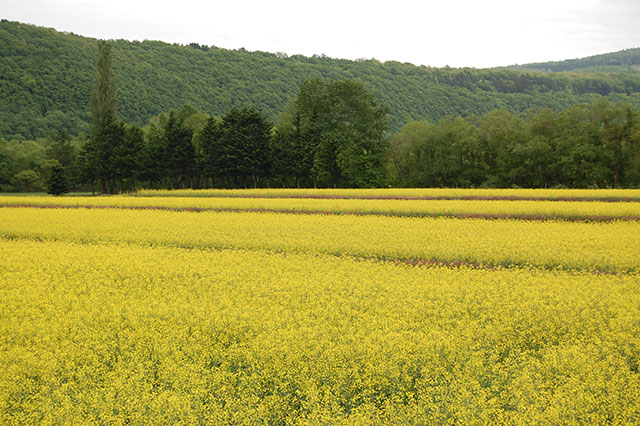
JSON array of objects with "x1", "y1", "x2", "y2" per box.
[
  {"x1": 1, "y1": 203, "x2": 639, "y2": 223},
  {"x1": 133, "y1": 194, "x2": 640, "y2": 203}
]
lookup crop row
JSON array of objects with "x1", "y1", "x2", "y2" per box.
[
  {"x1": 1, "y1": 207, "x2": 639, "y2": 272},
  {"x1": 2, "y1": 238, "x2": 638, "y2": 424},
  {"x1": 136, "y1": 187, "x2": 640, "y2": 201},
  {"x1": 3, "y1": 195, "x2": 640, "y2": 221}
]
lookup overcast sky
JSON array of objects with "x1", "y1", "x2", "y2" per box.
[{"x1": 3, "y1": 0, "x2": 639, "y2": 68}]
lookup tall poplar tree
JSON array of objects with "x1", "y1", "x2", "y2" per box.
[{"x1": 89, "y1": 40, "x2": 118, "y2": 193}]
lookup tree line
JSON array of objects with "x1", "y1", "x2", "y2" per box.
[
  {"x1": 3, "y1": 97, "x2": 639, "y2": 193},
  {"x1": 1, "y1": 39, "x2": 640, "y2": 193},
  {"x1": 388, "y1": 100, "x2": 640, "y2": 188},
  {"x1": 11, "y1": 41, "x2": 388, "y2": 194}
]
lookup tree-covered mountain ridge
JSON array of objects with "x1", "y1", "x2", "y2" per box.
[
  {"x1": 504, "y1": 48, "x2": 640, "y2": 73},
  {"x1": 3, "y1": 19, "x2": 640, "y2": 140}
]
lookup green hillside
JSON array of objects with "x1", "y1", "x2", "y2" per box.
[
  {"x1": 507, "y1": 48, "x2": 640, "y2": 73},
  {"x1": 2, "y1": 19, "x2": 640, "y2": 140}
]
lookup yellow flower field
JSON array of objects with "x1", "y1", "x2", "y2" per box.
[
  {"x1": 2, "y1": 194, "x2": 640, "y2": 220},
  {"x1": 1, "y1": 189, "x2": 639, "y2": 424},
  {"x1": 1, "y1": 207, "x2": 639, "y2": 272},
  {"x1": 1, "y1": 239, "x2": 639, "y2": 424}
]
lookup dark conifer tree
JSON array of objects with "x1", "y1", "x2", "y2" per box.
[
  {"x1": 164, "y1": 112, "x2": 195, "y2": 189},
  {"x1": 114, "y1": 125, "x2": 144, "y2": 192},
  {"x1": 269, "y1": 129, "x2": 295, "y2": 187},
  {"x1": 221, "y1": 107, "x2": 272, "y2": 188},
  {"x1": 199, "y1": 117, "x2": 225, "y2": 187},
  {"x1": 47, "y1": 130, "x2": 79, "y2": 188},
  {"x1": 46, "y1": 163, "x2": 69, "y2": 196}
]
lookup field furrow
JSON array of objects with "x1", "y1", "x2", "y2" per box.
[
  {"x1": 3, "y1": 195, "x2": 640, "y2": 221},
  {"x1": 137, "y1": 187, "x2": 640, "y2": 202}
]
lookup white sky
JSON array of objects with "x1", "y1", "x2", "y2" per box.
[{"x1": 2, "y1": 0, "x2": 639, "y2": 68}]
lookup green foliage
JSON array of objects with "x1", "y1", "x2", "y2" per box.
[
  {"x1": 164, "y1": 112, "x2": 195, "y2": 189},
  {"x1": 46, "y1": 162, "x2": 69, "y2": 196},
  {"x1": 47, "y1": 130, "x2": 76, "y2": 168},
  {"x1": 270, "y1": 107, "x2": 312, "y2": 188},
  {"x1": 86, "y1": 40, "x2": 122, "y2": 193},
  {"x1": 46, "y1": 130, "x2": 80, "y2": 187},
  {"x1": 198, "y1": 117, "x2": 224, "y2": 185},
  {"x1": 3, "y1": 20, "x2": 640, "y2": 141},
  {"x1": 388, "y1": 100, "x2": 640, "y2": 188},
  {"x1": 114, "y1": 125, "x2": 144, "y2": 192},
  {"x1": 0, "y1": 138, "x2": 12, "y2": 187},
  {"x1": 91, "y1": 41, "x2": 117, "y2": 137},
  {"x1": 5, "y1": 139, "x2": 46, "y2": 175},
  {"x1": 13, "y1": 169, "x2": 40, "y2": 191},
  {"x1": 508, "y1": 48, "x2": 640, "y2": 73},
  {"x1": 218, "y1": 107, "x2": 272, "y2": 187},
  {"x1": 294, "y1": 79, "x2": 389, "y2": 187}
]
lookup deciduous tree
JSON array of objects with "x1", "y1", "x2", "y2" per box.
[{"x1": 295, "y1": 79, "x2": 389, "y2": 187}]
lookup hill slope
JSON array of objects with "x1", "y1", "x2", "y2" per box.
[
  {"x1": 507, "y1": 48, "x2": 640, "y2": 73},
  {"x1": 2, "y1": 20, "x2": 640, "y2": 140}
]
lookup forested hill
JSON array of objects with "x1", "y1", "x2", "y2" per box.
[
  {"x1": 3, "y1": 19, "x2": 640, "y2": 140},
  {"x1": 506, "y1": 48, "x2": 640, "y2": 73}
]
